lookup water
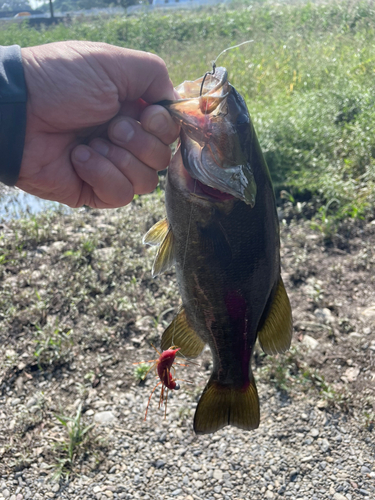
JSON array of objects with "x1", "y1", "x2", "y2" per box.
[{"x1": 0, "y1": 187, "x2": 71, "y2": 221}]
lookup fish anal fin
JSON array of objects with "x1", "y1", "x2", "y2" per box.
[
  {"x1": 161, "y1": 308, "x2": 205, "y2": 358},
  {"x1": 194, "y1": 376, "x2": 259, "y2": 435},
  {"x1": 258, "y1": 277, "x2": 293, "y2": 355},
  {"x1": 152, "y1": 227, "x2": 175, "y2": 277},
  {"x1": 143, "y1": 218, "x2": 169, "y2": 247}
]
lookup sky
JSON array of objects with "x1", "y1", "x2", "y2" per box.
[{"x1": 29, "y1": 0, "x2": 46, "y2": 9}]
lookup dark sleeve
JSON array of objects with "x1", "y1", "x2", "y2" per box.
[{"x1": 0, "y1": 45, "x2": 27, "y2": 186}]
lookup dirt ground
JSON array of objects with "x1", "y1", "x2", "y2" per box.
[{"x1": 0, "y1": 190, "x2": 374, "y2": 483}]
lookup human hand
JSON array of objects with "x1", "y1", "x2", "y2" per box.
[{"x1": 18, "y1": 41, "x2": 180, "y2": 208}]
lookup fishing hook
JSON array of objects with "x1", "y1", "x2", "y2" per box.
[{"x1": 199, "y1": 62, "x2": 216, "y2": 97}]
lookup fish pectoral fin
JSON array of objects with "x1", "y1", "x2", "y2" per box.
[
  {"x1": 194, "y1": 376, "x2": 260, "y2": 435},
  {"x1": 161, "y1": 307, "x2": 205, "y2": 358},
  {"x1": 143, "y1": 218, "x2": 170, "y2": 246},
  {"x1": 199, "y1": 222, "x2": 232, "y2": 268},
  {"x1": 151, "y1": 226, "x2": 175, "y2": 277},
  {"x1": 258, "y1": 277, "x2": 293, "y2": 355}
]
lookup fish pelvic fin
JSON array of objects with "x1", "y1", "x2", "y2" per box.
[
  {"x1": 161, "y1": 307, "x2": 205, "y2": 358},
  {"x1": 143, "y1": 218, "x2": 175, "y2": 277},
  {"x1": 194, "y1": 376, "x2": 260, "y2": 435},
  {"x1": 143, "y1": 218, "x2": 169, "y2": 246},
  {"x1": 258, "y1": 277, "x2": 293, "y2": 355}
]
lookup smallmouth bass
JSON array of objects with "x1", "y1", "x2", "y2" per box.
[{"x1": 144, "y1": 67, "x2": 292, "y2": 434}]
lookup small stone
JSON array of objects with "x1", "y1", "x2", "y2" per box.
[
  {"x1": 361, "y1": 305, "x2": 375, "y2": 321},
  {"x1": 3, "y1": 490, "x2": 10, "y2": 499},
  {"x1": 265, "y1": 491, "x2": 274, "y2": 499},
  {"x1": 319, "y1": 439, "x2": 330, "y2": 452},
  {"x1": 302, "y1": 335, "x2": 319, "y2": 350},
  {"x1": 11, "y1": 398, "x2": 21, "y2": 406},
  {"x1": 213, "y1": 470, "x2": 223, "y2": 480},
  {"x1": 171, "y1": 490, "x2": 182, "y2": 496},
  {"x1": 361, "y1": 466, "x2": 371, "y2": 474},
  {"x1": 104, "y1": 492, "x2": 113, "y2": 498},
  {"x1": 16, "y1": 495, "x2": 23, "y2": 500},
  {"x1": 290, "y1": 470, "x2": 298, "y2": 481},
  {"x1": 316, "y1": 399, "x2": 328, "y2": 409},
  {"x1": 93, "y1": 486, "x2": 101, "y2": 493},
  {"x1": 359, "y1": 490, "x2": 369, "y2": 496},
  {"x1": 51, "y1": 484, "x2": 60, "y2": 493},
  {"x1": 154, "y1": 459, "x2": 166, "y2": 469},
  {"x1": 93, "y1": 411, "x2": 115, "y2": 425},
  {"x1": 334, "y1": 494, "x2": 348, "y2": 500},
  {"x1": 314, "y1": 307, "x2": 334, "y2": 323},
  {"x1": 310, "y1": 428, "x2": 319, "y2": 438},
  {"x1": 341, "y1": 367, "x2": 360, "y2": 383}
]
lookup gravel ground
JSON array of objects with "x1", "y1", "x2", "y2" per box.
[
  {"x1": 0, "y1": 381, "x2": 374, "y2": 500},
  {"x1": 0, "y1": 194, "x2": 374, "y2": 500}
]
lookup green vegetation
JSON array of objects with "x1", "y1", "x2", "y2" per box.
[
  {"x1": 53, "y1": 403, "x2": 96, "y2": 480},
  {"x1": 133, "y1": 363, "x2": 151, "y2": 382},
  {"x1": 258, "y1": 346, "x2": 350, "y2": 409},
  {"x1": 1, "y1": 0, "x2": 375, "y2": 223},
  {"x1": 33, "y1": 322, "x2": 73, "y2": 369}
]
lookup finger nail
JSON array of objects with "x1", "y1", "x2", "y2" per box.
[
  {"x1": 74, "y1": 146, "x2": 91, "y2": 162},
  {"x1": 91, "y1": 140, "x2": 109, "y2": 157},
  {"x1": 113, "y1": 119, "x2": 134, "y2": 142},
  {"x1": 148, "y1": 113, "x2": 168, "y2": 134}
]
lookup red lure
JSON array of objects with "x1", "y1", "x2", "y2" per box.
[{"x1": 134, "y1": 346, "x2": 187, "y2": 420}]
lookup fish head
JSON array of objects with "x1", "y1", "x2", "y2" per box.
[{"x1": 161, "y1": 67, "x2": 257, "y2": 206}]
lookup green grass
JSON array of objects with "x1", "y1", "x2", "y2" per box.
[
  {"x1": 133, "y1": 363, "x2": 151, "y2": 382},
  {"x1": 53, "y1": 403, "x2": 96, "y2": 480},
  {"x1": 1, "y1": 0, "x2": 375, "y2": 221}
]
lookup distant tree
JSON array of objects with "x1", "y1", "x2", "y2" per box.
[{"x1": 0, "y1": 0, "x2": 31, "y2": 11}]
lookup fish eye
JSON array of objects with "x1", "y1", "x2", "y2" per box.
[{"x1": 174, "y1": 383, "x2": 180, "y2": 390}]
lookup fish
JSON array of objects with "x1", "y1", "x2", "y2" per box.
[{"x1": 143, "y1": 67, "x2": 292, "y2": 434}]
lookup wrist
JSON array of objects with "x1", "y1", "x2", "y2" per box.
[{"x1": 0, "y1": 45, "x2": 27, "y2": 186}]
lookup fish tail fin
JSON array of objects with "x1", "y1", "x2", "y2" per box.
[{"x1": 194, "y1": 375, "x2": 259, "y2": 435}]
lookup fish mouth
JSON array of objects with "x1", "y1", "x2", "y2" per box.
[
  {"x1": 195, "y1": 181, "x2": 235, "y2": 202},
  {"x1": 160, "y1": 67, "x2": 257, "y2": 206}
]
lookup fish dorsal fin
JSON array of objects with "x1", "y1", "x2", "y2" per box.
[
  {"x1": 143, "y1": 218, "x2": 169, "y2": 247},
  {"x1": 194, "y1": 373, "x2": 260, "y2": 435},
  {"x1": 161, "y1": 307, "x2": 205, "y2": 358},
  {"x1": 152, "y1": 226, "x2": 175, "y2": 277},
  {"x1": 258, "y1": 277, "x2": 293, "y2": 355}
]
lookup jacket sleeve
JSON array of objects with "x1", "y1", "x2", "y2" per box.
[{"x1": 0, "y1": 45, "x2": 27, "y2": 186}]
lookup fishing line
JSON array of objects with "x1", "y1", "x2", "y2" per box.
[
  {"x1": 170, "y1": 180, "x2": 197, "y2": 348},
  {"x1": 213, "y1": 39, "x2": 254, "y2": 66},
  {"x1": 200, "y1": 40, "x2": 254, "y2": 96},
  {"x1": 182, "y1": 178, "x2": 197, "y2": 273}
]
